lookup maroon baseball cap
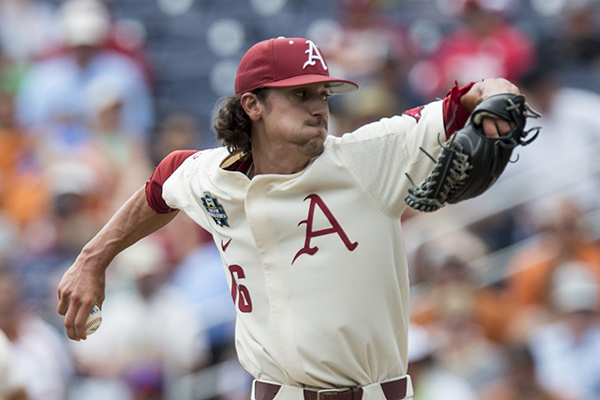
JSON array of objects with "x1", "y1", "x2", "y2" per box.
[{"x1": 234, "y1": 37, "x2": 358, "y2": 95}]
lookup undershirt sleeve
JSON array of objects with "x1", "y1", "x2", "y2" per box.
[
  {"x1": 145, "y1": 150, "x2": 197, "y2": 214},
  {"x1": 442, "y1": 81, "x2": 476, "y2": 139}
]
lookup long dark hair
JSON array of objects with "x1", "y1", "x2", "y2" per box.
[{"x1": 212, "y1": 88, "x2": 269, "y2": 154}]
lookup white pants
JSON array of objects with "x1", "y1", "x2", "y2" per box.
[{"x1": 251, "y1": 376, "x2": 414, "y2": 400}]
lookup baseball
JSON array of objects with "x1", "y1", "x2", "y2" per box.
[{"x1": 85, "y1": 305, "x2": 102, "y2": 335}]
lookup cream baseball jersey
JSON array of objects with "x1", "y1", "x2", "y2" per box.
[{"x1": 145, "y1": 88, "x2": 472, "y2": 389}]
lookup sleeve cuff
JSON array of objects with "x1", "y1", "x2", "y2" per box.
[{"x1": 442, "y1": 81, "x2": 477, "y2": 139}]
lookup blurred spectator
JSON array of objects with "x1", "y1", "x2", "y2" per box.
[
  {"x1": 505, "y1": 199, "x2": 600, "y2": 341},
  {"x1": 330, "y1": 81, "x2": 401, "y2": 136},
  {"x1": 464, "y1": 63, "x2": 600, "y2": 251},
  {"x1": 411, "y1": 247, "x2": 513, "y2": 343},
  {"x1": 122, "y1": 362, "x2": 164, "y2": 400},
  {"x1": 409, "y1": 0, "x2": 535, "y2": 100},
  {"x1": 0, "y1": 269, "x2": 73, "y2": 400},
  {"x1": 151, "y1": 112, "x2": 203, "y2": 166},
  {"x1": 0, "y1": 213, "x2": 20, "y2": 267},
  {"x1": 409, "y1": 237, "x2": 509, "y2": 394},
  {"x1": 84, "y1": 83, "x2": 153, "y2": 214},
  {"x1": 0, "y1": 45, "x2": 26, "y2": 95},
  {"x1": 0, "y1": 328, "x2": 29, "y2": 400},
  {"x1": 216, "y1": 351, "x2": 254, "y2": 400},
  {"x1": 0, "y1": 90, "x2": 47, "y2": 228},
  {"x1": 16, "y1": 0, "x2": 154, "y2": 141},
  {"x1": 44, "y1": 161, "x2": 107, "y2": 251},
  {"x1": 70, "y1": 237, "x2": 210, "y2": 399},
  {"x1": 536, "y1": 0, "x2": 600, "y2": 88},
  {"x1": 484, "y1": 344, "x2": 554, "y2": 400},
  {"x1": 528, "y1": 262, "x2": 600, "y2": 400},
  {"x1": 313, "y1": 0, "x2": 416, "y2": 91},
  {"x1": 408, "y1": 225, "x2": 486, "y2": 285},
  {"x1": 467, "y1": 211, "x2": 523, "y2": 252},
  {"x1": 407, "y1": 323, "x2": 477, "y2": 400},
  {"x1": 106, "y1": 18, "x2": 155, "y2": 87},
  {"x1": 0, "y1": 0, "x2": 57, "y2": 65},
  {"x1": 154, "y1": 209, "x2": 236, "y2": 365},
  {"x1": 17, "y1": 160, "x2": 107, "y2": 320},
  {"x1": 505, "y1": 65, "x2": 600, "y2": 213},
  {"x1": 170, "y1": 236, "x2": 237, "y2": 365}
]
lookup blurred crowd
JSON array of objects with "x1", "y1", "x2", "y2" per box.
[{"x1": 0, "y1": 0, "x2": 600, "y2": 399}]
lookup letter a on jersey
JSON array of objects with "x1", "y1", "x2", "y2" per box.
[
  {"x1": 303, "y1": 40, "x2": 328, "y2": 70},
  {"x1": 292, "y1": 194, "x2": 358, "y2": 264}
]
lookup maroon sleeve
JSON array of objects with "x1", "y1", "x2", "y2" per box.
[
  {"x1": 145, "y1": 150, "x2": 198, "y2": 214},
  {"x1": 442, "y1": 81, "x2": 476, "y2": 139}
]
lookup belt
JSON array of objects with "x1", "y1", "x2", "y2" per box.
[{"x1": 255, "y1": 377, "x2": 408, "y2": 400}]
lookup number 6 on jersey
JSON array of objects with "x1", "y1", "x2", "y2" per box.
[{"x1": 228, "y1": 264, "x2": 253, "y2": 313}]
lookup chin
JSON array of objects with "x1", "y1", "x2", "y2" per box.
[
  {"x1": 296, "y1": 128, "x2": 326, "y2": 155},
  {"x1": 305, "y1": 137, "x2": 325, "y2": 157}
]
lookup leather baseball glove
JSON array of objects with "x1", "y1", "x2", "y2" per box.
[{"x1": 405, "y1": 93, "x2": 541, "y2": 213}]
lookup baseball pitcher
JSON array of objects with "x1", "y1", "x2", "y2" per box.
[{"x1": 57, "y1": 37, "x2": 539, "y2": 400}]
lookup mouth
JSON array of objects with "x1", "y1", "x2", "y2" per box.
[{"x1": 307, "y1": 119, "x2": 328, "y2": 131}]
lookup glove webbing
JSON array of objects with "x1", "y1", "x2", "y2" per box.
[{"x1": 405, "y1": 143, "x2": 472, "y2": 212}]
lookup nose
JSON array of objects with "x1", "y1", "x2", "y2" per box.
[{"x1": 309, "y1": 96, "x2": 329, "y2": 118}]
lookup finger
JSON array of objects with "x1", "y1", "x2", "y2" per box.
[
  {"x1": 57, "y1": 292, "x2": 69, "y2": 316},
  {"x1": 74, "y1": 302, "x2": 95, "y2": 340},
  {"x1": 495, "y1": 119, "x2": 513, "y2": 136},
  {"x1": 482, "y1": 118, "x2": 499, "y2": 138},
  {"x1": 57, "y1": 283, "x2": 71, "y2": 316},
  {"x1": 63, "y1": 300, "x2": 80, "y2": 341}
]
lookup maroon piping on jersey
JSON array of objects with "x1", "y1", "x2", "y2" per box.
[{"x1": 145, "y1": 150, "x2": 197, "y2": 214}]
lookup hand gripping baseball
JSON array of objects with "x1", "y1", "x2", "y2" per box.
[
  {"x1": 405, "y1": 94, "x2": 541, "y2": 213},
  {"x1": 57, "y1": 258, "x2": 106, "y2": 340}
]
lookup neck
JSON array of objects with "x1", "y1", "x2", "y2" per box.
[
  {"x1": 250, "y1": 148, "x2": 313, "y2": 177},
  {"x1": 249, "y1": 133, "x2": 319, "y2": 177}
]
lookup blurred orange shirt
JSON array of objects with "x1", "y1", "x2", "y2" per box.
[{"x1": 0, "y1": 129, "x2": 48, "y2": 226}]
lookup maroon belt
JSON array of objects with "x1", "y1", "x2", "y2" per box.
[{"x1": 254, "y1": 377, "x2": 408, "y2": 400}]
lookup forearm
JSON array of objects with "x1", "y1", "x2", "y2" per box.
[
  {"x1": 58, "y1": 185, "x2": 179, "y2": 340},
  {"x1": 77, "y1": 185, "x2": 178, "y2": 272}
]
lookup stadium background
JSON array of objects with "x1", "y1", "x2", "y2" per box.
[{"x1": 1, "y1": 0, "x2": 600, "y2": 399}]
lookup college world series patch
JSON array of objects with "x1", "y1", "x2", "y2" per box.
[{"x1": 201, "y1": 192, "x2": 229, "y2": 227}]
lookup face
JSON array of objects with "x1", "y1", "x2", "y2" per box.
[{"x1": 254, "y1": 83, "x2": 331, "y2": 159}]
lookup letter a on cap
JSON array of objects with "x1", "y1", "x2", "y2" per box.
[{"x1": 303, "y1": 40, "x2": 328, "y2": 70}]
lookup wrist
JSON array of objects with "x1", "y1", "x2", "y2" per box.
[
  {"x1": 460, "y1": 78, "x2": 521, "y2": 111},
  {"x1": 442, "y1": 81, "x2": 477, "y2": 139},
  {"x1": 78, "y1": 239, "x2": 115, "y2": 273},
  {"x1": 459, "y1": 81, "x2": 483, "y2": 112}
]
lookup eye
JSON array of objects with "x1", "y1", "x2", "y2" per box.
[
  {"x1": 295, "y1": 90, "x2": 307, "y2": 98},
  {"x1": 322, "y1": 92, "x2": 332, "y2": 102}
]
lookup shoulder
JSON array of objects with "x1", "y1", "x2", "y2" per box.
[
  {"x1": 329, "y1": 101, "x2": 444, "y2": 147},
  {"x1": 181, "y1": 147, "x2": 230, "y2": 171},
  {"x1": 158, "y1": 148, "x2": 227, "y2": 179},
  {"x1": 158, "y1": 148, "x2": 232, "y2": 190}
]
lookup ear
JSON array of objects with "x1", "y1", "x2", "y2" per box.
[{"x1": 240, "y1": 93, "x2": 262, "y2": 122}]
